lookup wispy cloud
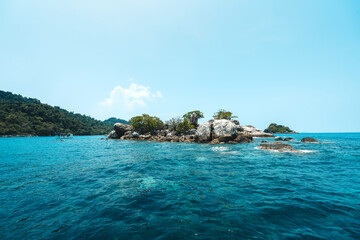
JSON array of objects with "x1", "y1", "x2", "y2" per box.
[{"x1": 100, "y1": 83, "x2": 162, "y2": 110}]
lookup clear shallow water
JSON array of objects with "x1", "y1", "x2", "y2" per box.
[{"x1": 0, "y1": 133, "x2": 360, "y2": 240}]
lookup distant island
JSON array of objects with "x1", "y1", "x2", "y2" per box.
[
  {"x1": 264, "y1": 123, "x2": 298, "y2": 134},
  {"x1": 0, "y1": 90, "x2": 127, "y2": 136}
]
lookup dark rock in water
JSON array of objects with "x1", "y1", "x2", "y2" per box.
[
  {"x1": 284, "y1": 137, "x2": 294, "y2": 141},
  {"x1": 257, "y1": 142, "x2": 309, "y2": 153},
  {"x1": 259, "y1": 142, "x2": 292, "y2": 150},
  {"x1": 301, "y1": 137, "x2": 319, "y2": 143},
  {"x1": 114, "y1": 123, "x2": 133, "y2": 137},
  {"x1": 275, "y1": 137, "x2": 284, "y2": 141},
  {"x1": 261, "y1": 140, "x2": 268, "y2": 143}
]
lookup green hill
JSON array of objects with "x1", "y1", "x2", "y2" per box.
[
  {"x1": 103, "y1": 117, "x2": 130, "y2": 125},
  {"x1": 264, "y1": 123, "x2": 297, "y2": 134},
  {"x1": 0, "y1": 90, "x2": 125, "y2": 136}
]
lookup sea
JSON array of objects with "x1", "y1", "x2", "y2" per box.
[{"x1": 0, "y1": 133, "x2": 359, "y2": 239}]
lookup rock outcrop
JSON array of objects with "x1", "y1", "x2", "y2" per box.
[
  {"x1": 301, "y1": 137, "x2": 319, "y2": 143},
  {"x1": 240, "y1": 125, "x2": 275, "y2": 138},
  {"x1": 213, "y1": 119, "x2": 238, "y2": 142},
  {"x1": 257, "y1": 142, "x2": 307, "y2": 153},
  {"x1": 113, "y1": 123, "x2": 133, "y2": 138},
  {"x1": 195, "y1": 120, "x2": 252, "y2": 144},
  {"x1": 195, "y1": 120, "x2": 213, "y2": 143},
  {"x1": 108, "y1": 120, "x2": 253, "y2": 144}
]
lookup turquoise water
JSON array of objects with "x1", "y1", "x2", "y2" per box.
[{"x1": 1, "y1": 133, "x2": 360, "y2": 239}]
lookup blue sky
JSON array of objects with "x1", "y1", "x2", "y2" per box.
[{"x1": 1, "y1": 0, "x2": 360, "y2": 132}]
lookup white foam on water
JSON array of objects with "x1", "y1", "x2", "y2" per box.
[
  {"x1": 211, "y1": 146, "x2": 231, "y2": 152},
  {"x1": 254, "y1": 146, "x2": 316, "y2": 154},
  {"x1": 220, "y1": 151, "x2": 239, "y2": 154},
  {"x1": 139, "y1": 176, "x2": 157, "y2": 188},
  {"x1": 195, "y1": 156, "x2": 208, "y2": 162}
]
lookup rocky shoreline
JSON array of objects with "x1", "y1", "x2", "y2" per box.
[
  {"x1": 108, "y1": 119, "x2": 275, "y2": 144},
  {"x1": 107, "y1": 120, "x2": 320, "y2": 154}
]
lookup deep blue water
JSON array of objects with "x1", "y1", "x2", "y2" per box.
[{"x1": 0, "y1": 133, "x2": 360, "y2": 239}]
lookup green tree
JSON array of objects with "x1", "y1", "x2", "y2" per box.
[
  {"x1": 176, "y1": 118, "x2": 193, "y2": 134},
  {"x1": 183, "y1": 110, "x2": 204, "y2": 127},
  {"x1": 213, "y1": 109, "x2": 238, "y2": 120},
  {"x1": 129, "y1": 114, "x2": 165, "y2": 134}
]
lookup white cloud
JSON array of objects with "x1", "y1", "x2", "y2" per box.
[{"x1": 100, "y1": 83, "x2": 162, "y2": 110}]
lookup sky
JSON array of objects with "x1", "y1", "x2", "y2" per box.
[{"x1": 1, "y1": 0, "x2": 360, "y2": 132}]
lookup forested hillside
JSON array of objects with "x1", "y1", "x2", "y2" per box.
[{"x1": 0, "y1": 90, "x2": 125, "y2": 136}]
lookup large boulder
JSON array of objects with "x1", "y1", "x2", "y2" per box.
[
  {"x1": 195, "y1": 120, "x2": 213, "y2": 142},
  {"x1": 301, "y1": 137, "x2": 319, "y2": 143},
  {"x1": 113, "y1": 123, "x2": 133, "y2": 137},
  {"x1": 213, "y1": 119, "x2": 238, "y2": 141},
  {"x1": 108, "y1": 130, "x2": 118, "y2": 139},
  {"x1": 195, "y1": 119, "x2": 241, "y2": 143},
  {"x1": 240, "y1": 125, "x2": 275, "y2": 138}
]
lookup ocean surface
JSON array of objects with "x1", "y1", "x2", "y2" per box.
[{"x1": 0, "y1": 133, "x2": 359, "y2": 239}]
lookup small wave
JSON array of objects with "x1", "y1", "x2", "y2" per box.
[
  {"x1": 211, "y1": 146, "x2": 231, "y2": 152},
  {"x1": 196, "y1": 157, "x2": 208, "y2": 162},
  {"x1": 254, "y1": 146, "x2": 316, "y2": 153},
  {"x1": 220, "y1": 151, "x2": 239, "y2": 154}
]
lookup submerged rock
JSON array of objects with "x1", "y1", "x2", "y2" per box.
[
  {"x1": 284, "y1": 137, "x2": 294, "y2": 141},
  {"x1": 257, "y1": 142, "x2": 305, "y2": 153},
  {"x1": 301, "y1": 137, "x2": 319, "y2": 143},
  {"x1": 275, "y1": 137, "x2": 284, "y2": 141}
]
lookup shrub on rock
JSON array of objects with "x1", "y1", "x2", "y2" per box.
[{"x1": 129, "y1": 114, "x2": 165, "y2": 134}]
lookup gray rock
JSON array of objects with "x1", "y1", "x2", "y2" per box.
[
  {"x1": 213, "y1": 119, "x2": 238, "y2": 141},
  {"x1": 114, "y1": 123, "x2": 133, "y2": 137},
  {"x1": 234, "y1": 133, "x2": 253, "y2": 143},
  {"x1": 284, "y1": 137, "x2": 294, "y2": 141},
  {"x1": 132, "y1": 132, "x2": 140, "y2": 138},
  {"x1": 108, "y1": 130, "x2": 118, "y2": 139},
  {"x1": 258, "y1": 142, "x2": 292, "y2": 150},
  {"x1": 195, "y1": 120, "x2": 213, "y2": 142},
  {"x1": 257, "y1": 142, "x2": 310, "y2": 153},
  {"x1": 240, "y1": 125, "x2": 275, "y2": 138},
  {"x1": 301, "y1": 137, "x2": 319, "y2": 143}
]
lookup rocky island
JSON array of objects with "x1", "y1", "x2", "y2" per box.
[
  {"x1": 107, "y1": 110, "x2": 274, "y2": 144},
  {"x1": 264, "y1": 123, "x2": 298, "y2": 134}
]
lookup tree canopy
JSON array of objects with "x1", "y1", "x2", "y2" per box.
[
  {"x1": 129, "y1": 114, "x2": 165, "y2": 134},
  {"x1": 0, "y1": 90, "x2": 115, "y2": 136},
  {"x1": 264, "y1": 123, "x2": 296, "y2": 134},
  {"x1": 213, "y1": 109, "x2": 238, "y2": 120}
]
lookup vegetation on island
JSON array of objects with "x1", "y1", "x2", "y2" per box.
[
  {"x1": 213, "y1": 109, "x2": 238, "y2": 120},
  {"x1": 264, "y1": 123, "x2": 297, "y2": 134},
  {"x1": 0, "y1": 90, "x2": 126, "y2": 136},
  {"x1": 129, "y1": 114, "x2": 165, "y2": 134}
]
